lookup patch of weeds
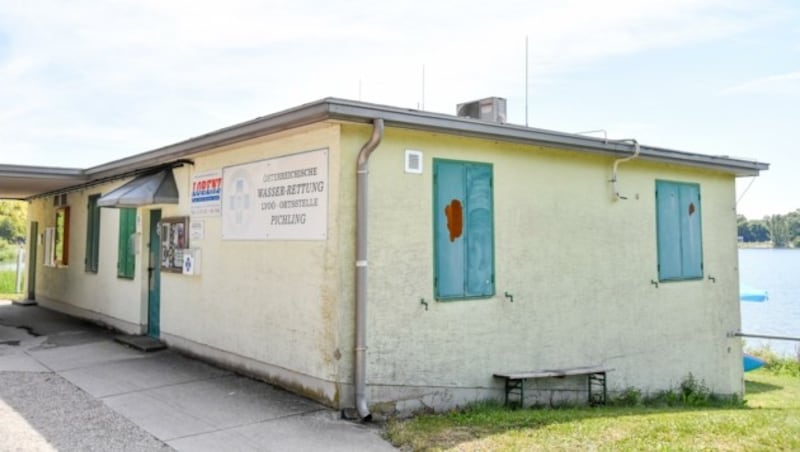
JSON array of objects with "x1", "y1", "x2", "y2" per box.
[
  {"x1": 748, "y1": 345, "x2": 800, "y2": 377},
  {"x1": 678, "y1": 373, "x2": 711, "y2": 405},
  {"x1": 642, "y1": 374, "x2": 744, "y2": 408},
  {"x1": 610, "y1": 387, "x2": 643, "y2": 406}
]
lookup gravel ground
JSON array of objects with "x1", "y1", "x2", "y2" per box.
[{"x1": 0, "y1": 371, "x2": 172, "y2": 452}]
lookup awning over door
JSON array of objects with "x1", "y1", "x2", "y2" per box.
[{"x1": 98, "y1": 169, "x2": 179, "y2": 208}]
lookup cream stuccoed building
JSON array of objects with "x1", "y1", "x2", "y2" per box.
[{"x1": 1, "y1": 97, "x2": 768, "y2": 418}]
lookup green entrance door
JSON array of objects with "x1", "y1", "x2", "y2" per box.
[
  {"x1": 27, "y1": 222, "x2": 38, "y2": 300},
  {"x1": 147, "y1": 210, "x2": 161, "y2": 338}
]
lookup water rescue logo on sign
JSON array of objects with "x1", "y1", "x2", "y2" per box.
[
  {"x1": 222, "y1": 149, "x2": 328, "y2": 240},
  {"x1": 191, "y1": 170, "x2": 222, "y2": 217}
]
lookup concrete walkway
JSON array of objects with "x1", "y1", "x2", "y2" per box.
[{"x1": 0, "y1": 301, "x2": 395, "y2": 451}]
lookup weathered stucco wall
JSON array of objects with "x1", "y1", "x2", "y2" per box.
[
  {"x1": 153, "y1": 122, "x2": 346, "y2": 405},
  {"x1": 28, "y1": 185, "x2": 145, "y2": 332},
  {"x1": 25, "y1": 119, "x2": 744, "y2": 413},
  {"x1": 27, "y1": 122, "x2": 349, "y2": 407},
  {"x1": 347, "y1": 124, "x2": 742, "y2": 412}
]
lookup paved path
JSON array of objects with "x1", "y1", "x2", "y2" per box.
[{"x1": 0, "y1": 301, "x2": 395, "y2": 451}]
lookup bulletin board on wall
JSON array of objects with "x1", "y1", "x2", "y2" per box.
[{"x1": 160, "y1": 216, "x2": 189, "y2": 273}]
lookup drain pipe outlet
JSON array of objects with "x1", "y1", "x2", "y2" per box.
[
  {"x1": 610, "y1": 139, "x2": 640, "y2": 201},
  {"x1": 355, "y1": 118, "x2": 384, "y2": 421}
]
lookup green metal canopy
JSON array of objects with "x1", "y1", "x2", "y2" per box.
[{"x1": 97, "y1": 169, "x2": 179, "y2": 208}]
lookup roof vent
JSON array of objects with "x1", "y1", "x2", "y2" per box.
[{"x1": 456, "y1": 97, "x2": 507, "y2": 123}]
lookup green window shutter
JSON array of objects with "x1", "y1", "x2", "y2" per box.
[
  {"x1": 655, "y1": 180, "x2": 703, "y2": 281},
  {"x1": 85, "y1": 195, "x2": 101, "y2": 273},
  {"x1": 117, "y1": 208, "x2": 136, "y2": 279},
  {"x1": 434, "y1": 159, "x2": 494, "y2": 299}
]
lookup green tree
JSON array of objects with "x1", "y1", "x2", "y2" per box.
[
  {"x1": 0, "y1": 201, "x2": 27, "y2": 262},
  {"x1": 766, "y1": 214, "x2": 790, "y2": 248},
  {"x1": 0, "y1": 201, "x2": 27, "y2": 243},
  {"x1": 785, "y1": 209, "x2": 800, "y2": 244},
  {"x1": 737, "y1": 215, "x2": 770, "y2": 243},
  {"x1": 749, "y1": 221, "x2": 770, "y2": 243}
]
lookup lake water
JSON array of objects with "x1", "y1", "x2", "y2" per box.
[{"x1": 739, "y1": 248, "x2": 800, "y2": 358}]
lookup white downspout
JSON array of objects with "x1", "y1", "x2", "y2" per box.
[
  {"x1": 610, "y1": 139, "x2": 640, "y2": 201},
  {"x1": 354, "y1": 118, "x2": 384, "y2": 421}
]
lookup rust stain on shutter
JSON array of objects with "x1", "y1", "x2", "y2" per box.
[{"x1": 445, "y1": 199, "x2": 463, "y2": 242}]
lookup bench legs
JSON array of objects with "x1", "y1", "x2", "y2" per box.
[
  {"x1": 502, "y1": 372, "x2": 608, "y2": 407},
  {"x1": 588, "y1": 372, "x2": 608, "y2": 406},
  {"x1": 504, "y1": 378, "x2": 524, "y2": 407}
]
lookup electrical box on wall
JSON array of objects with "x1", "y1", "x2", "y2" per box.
[{"x1": 182, "y1": 248, "x2": 202, "y2": 275}]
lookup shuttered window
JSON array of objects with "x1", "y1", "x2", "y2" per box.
[
  {"x1": 54, "y1": 206, "x2": 70, "y2": 266},
  {"x1": 434, "y1": 159, "x2": 494, "y2": 299},
  {"x1": 85, "y1": 195, "x2": 101, "y2": 273},
  {"x1": 117, "y1": 208, "x2": 136, "y2": 279},
  {"x1": 655, "y1": 180, "x2": 703, "y2": 281}
]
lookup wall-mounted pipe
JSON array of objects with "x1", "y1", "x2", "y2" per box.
[
  {"x1": 354, "y1": 118, "x2": 384, "y2": 421},
  {"x1": 610, "y1": 139, "x2": 640, "y2": 201},
  {"x1": 730, "y1": 331, "x2": 800, "y2": 342}
]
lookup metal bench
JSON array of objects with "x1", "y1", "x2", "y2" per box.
[{"x1": 493, "y1": 365, "x2": 613, "y2": 407}]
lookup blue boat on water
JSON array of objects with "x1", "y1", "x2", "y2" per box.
[{"x1": 740, "y1": 284, "x2": 768, "y2": 302}]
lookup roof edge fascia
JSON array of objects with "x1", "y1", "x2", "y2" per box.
[
  {"x1": 51, "y1": 97, "x2": 770, "y2": 185},
  {"x1": 322, "y1": 98, "x2": 769, "y2": 176},
  {"x1": 0, "y1": 164, "x2": 86, "y2": 179},
  {"x1": 85, "y1": 99, "x2": 333, "y2": 180}
]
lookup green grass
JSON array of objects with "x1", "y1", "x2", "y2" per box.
[
  {"x1": 386, "y1": 371, "x2": 800, "y2": 451},
  {"x1": 0, "y1": 269, "x2": 24, "y2": 300},
  {"x1": 747, "y1": 346, "x2": 800, "y2": 377}
]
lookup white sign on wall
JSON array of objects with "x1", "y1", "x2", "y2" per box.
[
  {"x1": 190, "y1": 219, "x2": 205, "y2": 241},
  {"x1": 222, "y1": 149, "x2": 328, "y2": 240},
  {"x1": 191, "y1": 170, "x2": 222, "y2": 217}
]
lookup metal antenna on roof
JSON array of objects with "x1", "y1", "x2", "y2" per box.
[
  {"x1": 525, "y1": 35, "x2": 529, "y2": 127},
  {"x1": 421, "y1": 64, "x2": 426, "y2": 110}
]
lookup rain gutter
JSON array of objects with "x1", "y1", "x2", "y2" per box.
[{"x1": 354, "y1": 118, "x2": 384, "y2": 421}]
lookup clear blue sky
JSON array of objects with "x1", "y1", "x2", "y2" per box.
[{"x1": 0, "y1": 0, "x2": 797, "y2": 219}]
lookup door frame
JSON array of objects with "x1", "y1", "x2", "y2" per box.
[
  {"x1": 147, "y1": 210, "x2": 161, "y2": 338},
  {"x1": 27, "y1": 221, "x2": 38, "y2": 300}
]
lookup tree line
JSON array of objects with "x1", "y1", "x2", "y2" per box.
[
  {"x1": 0, "y1": 200, "x2": 27, "y2": 261},
  {"x1": 738, "y1": 209, "x2": 800, "y2": 248}
]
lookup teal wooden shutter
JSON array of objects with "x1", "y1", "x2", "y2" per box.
[
  {"x1": 117, "y1": 208, "x2": 136, "y2": 278},
  {"x1": 85, "y1": 195, "x2": 101, "y2": 273},
  {"x1": 464, "y1": 164, "x2": 494, "y2": 297},
  {"x1": 434, "y1": 159, "x2": 494, "y2": 299},
  {"x1": 656, "y1": 180, "x2": 703, "y2": 281},
  {"x1": 679, "y1": 184, "x2": 703, "y2": 278},
  {"x1": 434, "y1": 160, "x2": 466, "y2": 298},
  {"x1": 656, "y1": 181, "x2": 682, "y2": 280}
]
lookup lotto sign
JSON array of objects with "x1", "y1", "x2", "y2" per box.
[
  {"x1": 222, "y1": 149, "x2": 328, "y2": 240},
  {"x1": 191, "y1": 170, "x2": 222, "y2": 217}
]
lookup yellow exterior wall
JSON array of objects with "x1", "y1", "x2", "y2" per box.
[
  {"x1": 349, "y1": 124, "x2": 742, "y2": 410},
  {"x1": 152, "y1": 122, "x2": 346, "y2": 403},
  {"x1": 27, "y1": 122, "x2": 350, "y2": 406},
  {"x1": 25, "y1": 119, "x2": 744, "y2": 412},
  {"x1": 28, "y1": 187, "x2": 144, "y2": 330}
]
